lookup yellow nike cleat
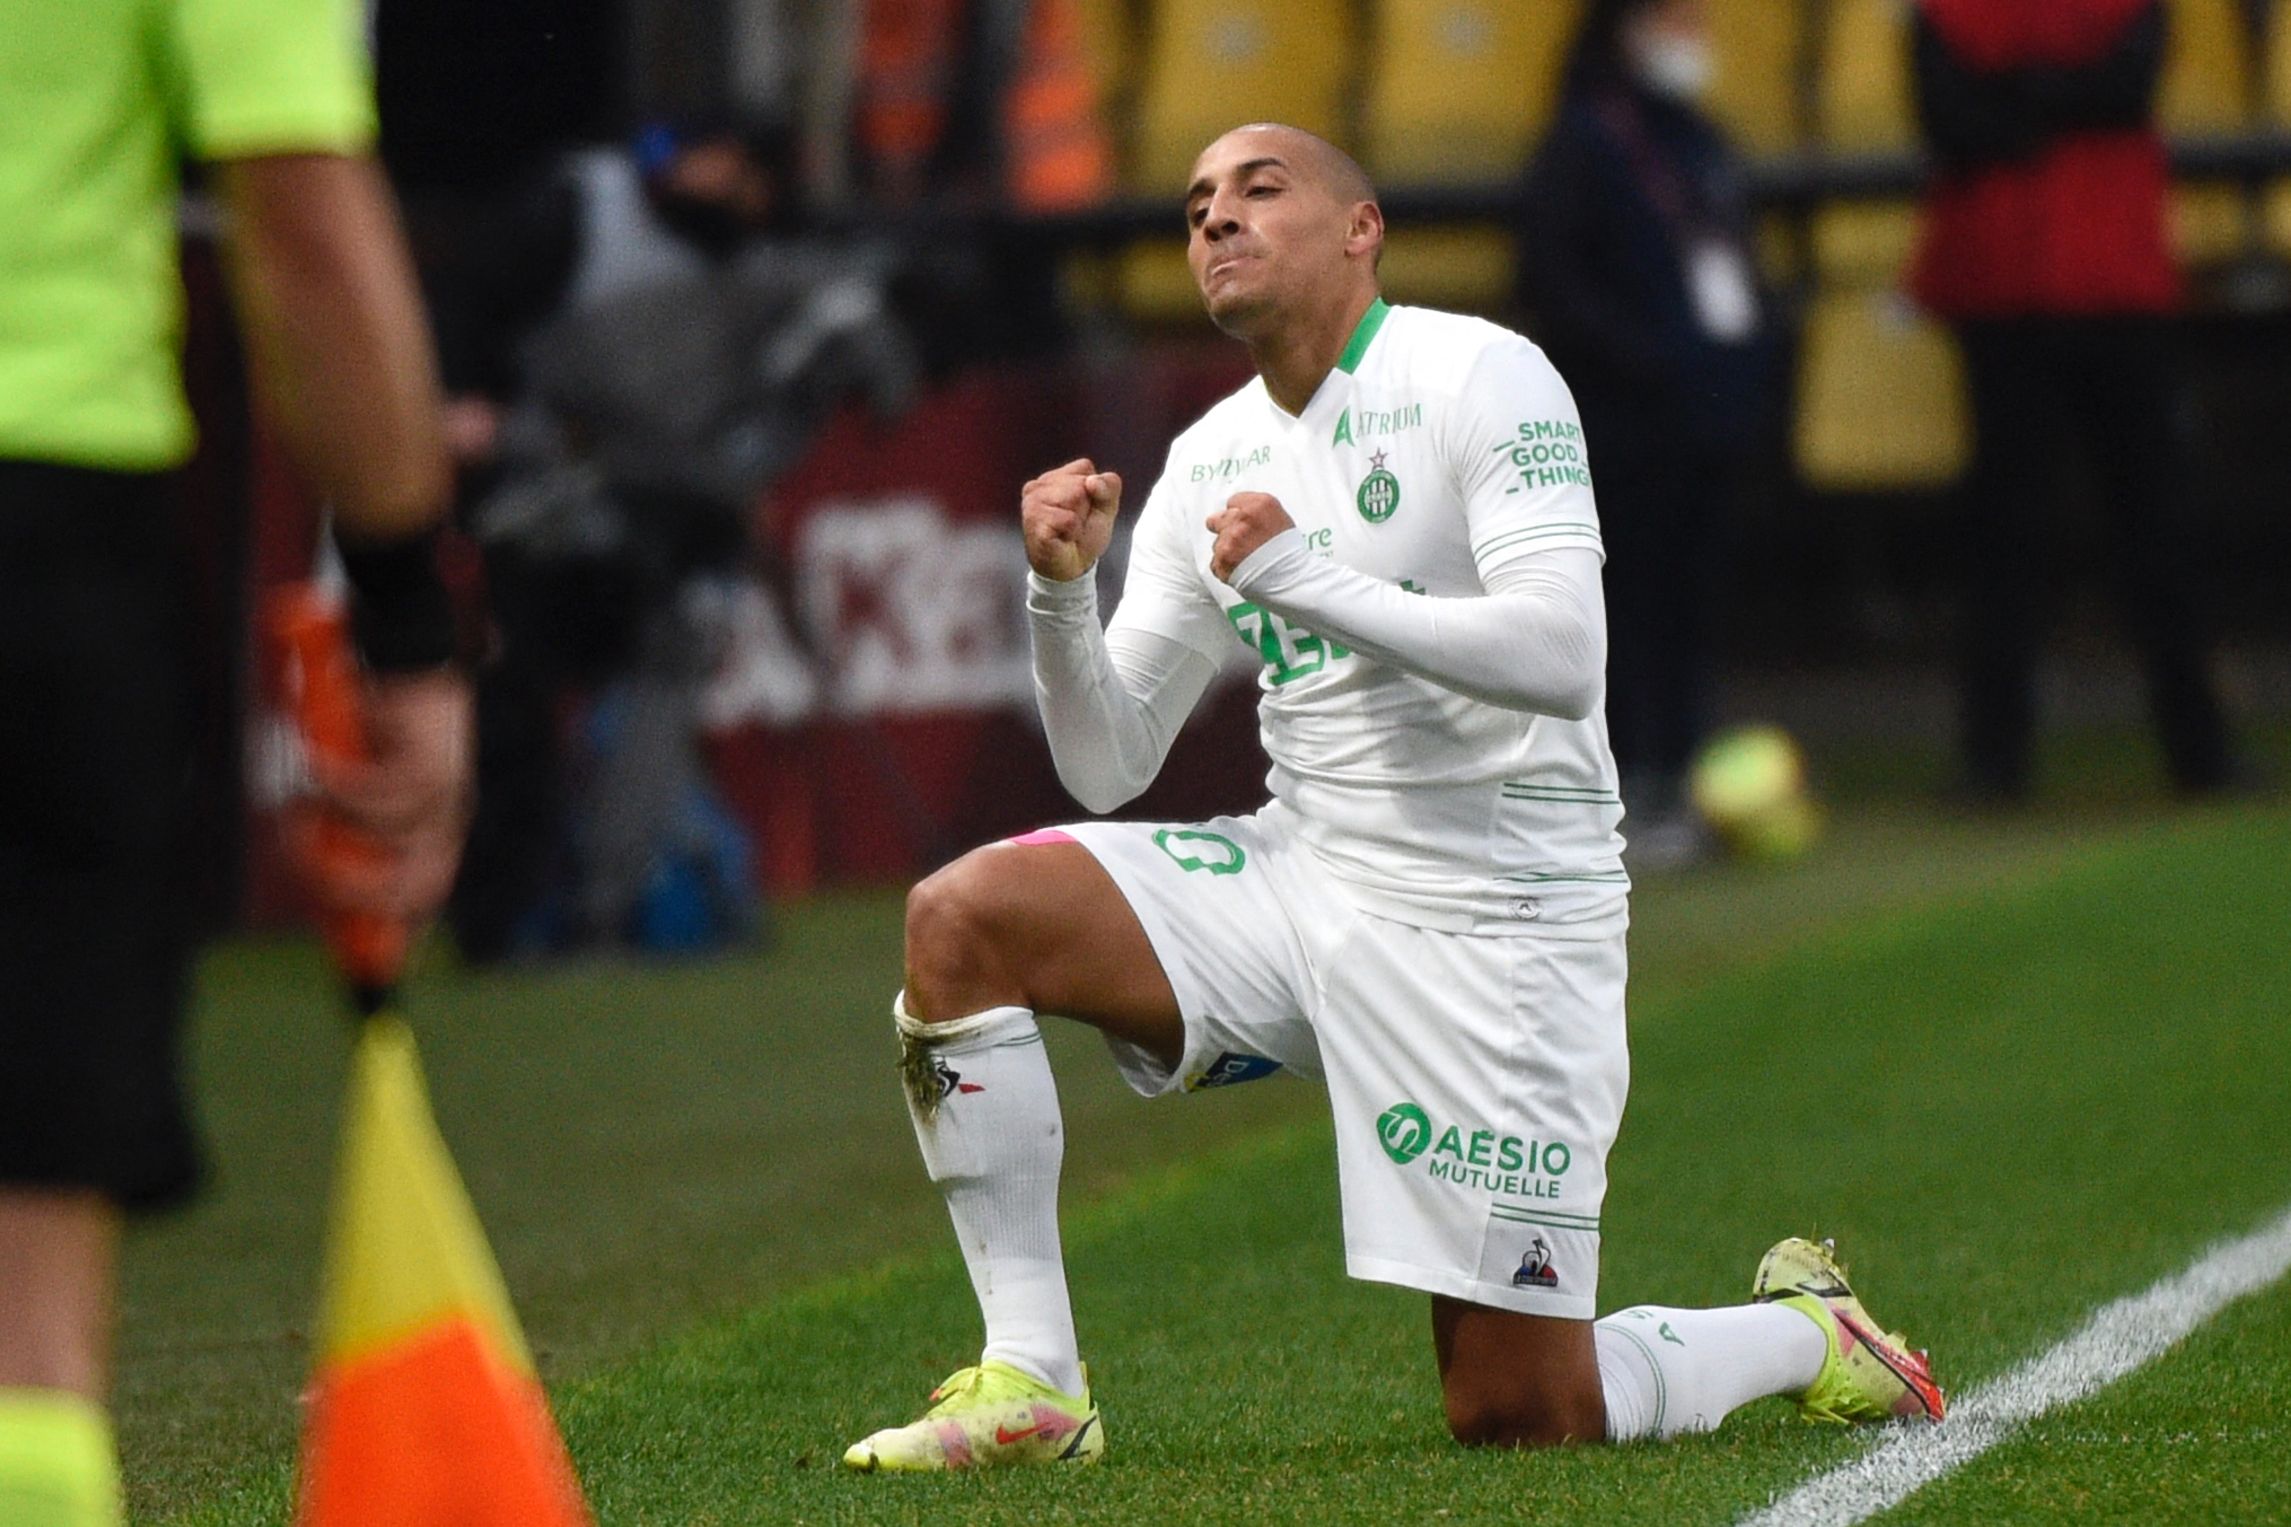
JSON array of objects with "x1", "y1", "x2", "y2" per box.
[
  {"x1": 1753, "y1": 1236, "x2": 1945, "y2": 1425},
  {"x1": 842, "y1": 1360, "x2": 1104, "y2": 1472}
]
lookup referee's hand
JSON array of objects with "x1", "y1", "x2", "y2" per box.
[
  {"x1": 291, "y1": 668, "x2": 474, "y2": 923},
  {"x1": 1023, "y1": 458, "x2": 1122, "y2": 583}
]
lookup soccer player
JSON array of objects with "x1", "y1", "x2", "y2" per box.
[
  {"x1": 842, "y1": 123, "x2": 1941, "y2": 1471},
  {"x1": 1, "y1": 0, "x2": 469, "y2": 1518}
]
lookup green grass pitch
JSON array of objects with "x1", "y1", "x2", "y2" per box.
[{"x1": 125, "y1": 784, "x2": 2291, "y2": 1523}]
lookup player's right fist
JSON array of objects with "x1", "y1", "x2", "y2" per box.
[{"x1": 1022, "y1": 457, "x2": 1122, "y2": 582}]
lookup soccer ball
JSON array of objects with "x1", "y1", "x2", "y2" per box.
[{"x1": 1689, "y1": 725, "x2": 1823, "y2": 861}]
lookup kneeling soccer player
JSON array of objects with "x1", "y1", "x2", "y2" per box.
[{"x1": 842, "y1": 122, "x2": 1942, "y2": 1471}]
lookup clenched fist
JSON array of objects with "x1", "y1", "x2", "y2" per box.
[
  {"x1": 1206, "y1": 491, "x2": 1295, "y2": 583},
  {"x1": 1022, "y1": 457, "x2": 1124, "y2": 582}
]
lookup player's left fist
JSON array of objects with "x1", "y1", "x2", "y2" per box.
[{"x1": 1206, "y1": 491, "x2": 1294, "y2": 583}]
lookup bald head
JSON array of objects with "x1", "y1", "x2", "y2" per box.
[{"x1": 1203, "y1": 123, "x2": 1377, "y2": 210}]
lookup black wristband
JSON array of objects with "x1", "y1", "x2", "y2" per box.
[{"x1": 335, "y1": 525, "x2": 460, "y2": 673}]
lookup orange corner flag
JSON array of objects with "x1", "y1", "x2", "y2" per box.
[{"x1": 294, "y1": 1017, "x2": 592, "y2": 1525}]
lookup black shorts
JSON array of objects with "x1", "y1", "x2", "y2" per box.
[{"x1": 0, "y1": 460, "x2": 203, "y2": 1209}]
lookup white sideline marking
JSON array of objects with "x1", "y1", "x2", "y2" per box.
[{"x1": 1740, "y1": 1203, "x2": 2291, "y2": 1527}]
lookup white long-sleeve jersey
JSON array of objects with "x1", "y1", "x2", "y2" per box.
[{"x1": 1029, "y1": 301, "x2": 1629, "y2": 933}]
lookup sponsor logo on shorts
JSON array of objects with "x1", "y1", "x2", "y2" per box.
[
  {"x1": 1184, "y1": 1051, "x2": 1283, "y2": 1091},
  {"x1": 1153, "y1": 828, "x2": 1246, "y2": 875},
  {"x1": 1374, "y1": 1100, "x2": 1573, "y2": 1198},
  {"x1": 1376, "y1": 1102, "x2": 1434, "y2": 1162},
  {"x1": 1512, "y1": 1235, "x2": 1559, "y2": 1290}
]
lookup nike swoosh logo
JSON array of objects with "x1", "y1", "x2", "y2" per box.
[
  {"x1": 995, "y1": 1423, "x2": 1042, "y2": 1445},
  {"x1": 1057, "y1": 1415, "x2": 1098, "y2": 1459}
]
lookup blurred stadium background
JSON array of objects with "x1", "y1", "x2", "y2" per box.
[
  {"x1": 128, "y1": 2, "x2": 2291, "y2": 1518},
  {"x1": 165, "y1": 0, "x2": 2291, "y2": 917}
]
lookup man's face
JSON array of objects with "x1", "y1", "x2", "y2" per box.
[
  {"x1": 647, "y1": 137, "x2": 776, "y2": 253},
  {"x1": 1183, "y1": 129, "x2": 1359, "y2": 336}
]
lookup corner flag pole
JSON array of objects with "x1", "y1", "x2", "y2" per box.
[{"x1": 268, "y1": 586, "x2": 591, "y2": 1527}]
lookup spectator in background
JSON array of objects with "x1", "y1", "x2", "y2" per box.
[
  {"x1": 839, "y1": 0, "x2": 1115, "y2": 365},
  {"x1": 1912, "y1": 0, "x2": 2241, "y2": 803},
  {"x1": 1519, "y1": 0, "x2": 1782, "y2": 868},
  {"x1": 849, "y1": 0, "x2": 1111, "y2": 211},
  {"x1": 440, "y1": 120, "x2": 918, "y2": 962},
  {"x1": 1, "y1": 0, "x2": 469, "y2": 1516}
]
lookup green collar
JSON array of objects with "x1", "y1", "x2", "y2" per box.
[{"x1": 1335, "y1": 297, "x2": 1391, "y2": 375}]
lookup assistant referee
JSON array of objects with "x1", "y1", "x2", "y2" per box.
[{"x1": 0, "y1": 0, "x2": 472, "y2": 1519}]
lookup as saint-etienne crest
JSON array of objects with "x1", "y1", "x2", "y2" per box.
[{"x1": 1356, "y1": 449, "x2": 1401, "y2": 523}]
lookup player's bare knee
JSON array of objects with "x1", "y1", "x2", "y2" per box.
[
  {"x1": 1443, "y1": 1384, "x2": 1603, "y2": 1450},
  {"x1": 903, "y1": 852, "x2": 1018, "y2": 1019},
  {"x1": 1443, "y1": 1405, "x2": 1594, "y2": 1450}
]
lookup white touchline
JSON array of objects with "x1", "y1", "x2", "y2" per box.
[{"x1": 1740, "y1": 1201, "x2": 2291, "y2": 1527}]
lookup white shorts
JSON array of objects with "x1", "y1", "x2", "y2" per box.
[{"x1": 1044, "y1": 809, "x2": 1630, "y2": 1320}]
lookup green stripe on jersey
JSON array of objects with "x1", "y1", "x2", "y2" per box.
[
  {"x1": 1502, "y1": 784, "x2": 1621, "y2": 803},
  {"x1": 1497, "y1": 871, "x2": 1631, "y2": 885},
  {"x1": 1475, "y1": 524, "x2": 1602, "y2": 559},
  {"x1": 1335, "y1": 298, "x2": 1391, "y2": 375}
]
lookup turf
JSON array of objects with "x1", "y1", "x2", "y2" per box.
[
  {"x1": 127, "y1": 789, "x2": 2291, "y2": 1523},
  {"x1": 1893, "y1": 1285, "x2": 2291, "y2": 1523}
]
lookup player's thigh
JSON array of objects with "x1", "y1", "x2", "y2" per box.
[
  {"x1": 1314, "y1": 917, "x2": 1628, "y2": 1320},
  {"x1": 1032, "y1": 817, "x2": 1324, "y2": 1098},
  {"x1": 1431, "y1": 1297, "x2": 1604, "y2": 1447},
  {"x1": 905, "y1": 834, "x2": 1183, "y2": 1057}
]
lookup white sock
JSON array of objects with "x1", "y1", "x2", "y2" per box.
[
  {"x1": 1594, "y1": 1303, "x2": 1826, "y2": 1441},
  {"x1": 896, "y1": 996, "x2": 1083, "y2": 1397}
]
